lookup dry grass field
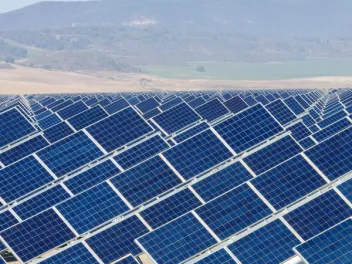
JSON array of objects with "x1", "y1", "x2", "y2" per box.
[{"x1": 1, "y1": 64, "x2": 352, "y2": 95}]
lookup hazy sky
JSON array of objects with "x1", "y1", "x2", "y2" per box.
[{"x1": 0, "y1": 0, "x2": 80, "y2": 14}]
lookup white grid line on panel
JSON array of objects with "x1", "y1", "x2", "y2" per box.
[
  {"x1": 136, "y1": 213, "x2": 153, "y2": 232},
  {"x1": 279, "y1": 217, "x2": 305, "y2": 243},
  {"x1": 109, "y1": 157, "x2": 125, "y2": 172},
  {"x1": 224, "y1": 247, "x2": 243, "y2": 264},
  {"x1": 52, "y1": 207, "x2": 79, "y2": 236},
  {"x1": 0, "y1": 236, "x2": 24, "y2": 264},
  {"x1": 82, "y1": 129, "x2": 108, "y2": 155},
  {"x1": 301, "y1": 153, "x2": 330, "y2": 183},
  {"x1": 247, "y1": 182, "x2": 277, "y2": 213},
  {"x1": 60, "y1": 183, "x2": 75, "y2": 197},
  {"x1": 191, "y1": 211, "x2": 221, "y2": 243},
  {"x1": 159, "y1": 153, "x2": 186, "y2": 182},
  {"x1": 82, "y1": 241, "x2": 105, "y2": 264},
  {"x1": 210, "y1": 127, "x2": 237, "y2": 156},
  {"x1": 33, "y1": 153, "x2": 58, "y2": 180},
  {"x1": 106, "y1": 180, "x2": 133, "y2": 210},
  {"x1": 188, "y1": 187, "x2": 206, "y2": 205}
]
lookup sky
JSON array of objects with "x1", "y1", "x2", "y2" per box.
[{"x1": 0, "y1": 0, "x2": 81, "y2": 14}]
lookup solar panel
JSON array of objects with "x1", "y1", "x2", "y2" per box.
[
  {"x1": 140, "y1": 188, "x2": 202, "y2": 229},
  {"x1": 40, "y1": 243, "x2": 100, "y2": 264},
  {"x1": 37, "y1": 131, "x2": 104, "y2": 176},
  {"x1": 0, "y1": 211, "x2": 19, "y2": 231},
  {"x1": 294, "y1": 218, "x2": 351, "y2": 264},
  {"x1": 337, "y1": 179, "x2": 351, "y2": 202},
  {"x1": 224, "y1": 96, "x2": 248, "y2": 114},
  {"x1": 64, "y1": 159, "x2": 120, "y2": 195},
  {"x1": 305, "y1": 127, "x2": 352, "y2": 180},
  {"x1": 214, "y1": 104, "x2": 283, "y2": 153},
  {"x1": 153, "y1": 102, "x2": 201, "y2": 134},
  {"x1": 192, "y1": 161, "x2": 252, "y2": 202},
  {"x1": 68, "y1": 105, "x2": 108, "y2": 131},
  {"x1": 0, "y1": 241, "x2": 5, "y2": 252},
  {"x1": 189, "y1": 97, "x2": 206, "y2": 108},
  {"x1": 317, "y1": 110, "x2": 347, "y2": 129},
  {"x1": 38, "y1": 113, "x2": 61, "y2": 130},
  {"x1": 136, "y1": 98, "x2": 159, "y2": 113},
  {"x1": 195, "y1": 249, "x2": 237, "y2": 264},
  {"x1": 195, "y1": 99, "x2": 230, "y2": 122},
  {"x1": 104, "y1": 99, "x2": 130, "y2": 114},
  {"x1": 159, "y1": 97, "x2": 183, "y2": 111},
  {"x1": 136, "y1": 213, "x2": 217, "y2": 264},
  {"x1": 284, "y1": 190, "x2": 352, "y2": 240},
  {"x1": 162, "y1": 130, "x2": 233, "y2": 180},
  {"x1": 251, "y1": 155, "x2": 326, "y2": 210},
  {"x1": 86, "y1": 107, "x2": 153, "y2": 152},
  {"x1": 110, "y1": 156, "x2": 182, "y2": 207},
  {"x1": 113, "y1": 135, "x2": 169, "y2": 169},
  {"x1": 265, "y1": 99, "x2": 296, "y2": 125},
  {"x1": 0, "y1": 108, "x2": 36, "y2": 148},
  {"x1": 195, "y1": 183, "x2": 272, "y2": 240},
  {"x1": 13, "y1": 185, "x2": 71, "y2": 220},
  {"x1": 0, "y1": 155, "x2": 54, "y2": 203},
  {"x1": 284, "y1": 97, "x2": 305, "y2": 115},
  {"x1": 143, "y1": 108, "x2": 161, "y2": 119},
  {"x1": 0, "y1": 135, "x2": 49, "y2": 166},
  {"x1": 173, "y1": 122, "x2": 210, "y2": 143},
  {"x1": 299, "y1": 137, "x2": 316, "y2": 149},
  {"x1": 286, "y1": 121, "x2": 312, "y2": 141},
  {"x1": 86, "y1": 215, "x2": 149, "y2": 263},
  {"x1": 57, "y1": 101, "x2": 88, "y2": 120},
  {"x1": 43, "y1": 121, "x2": 75, "y2": 143},
  {"x1": 56, "y1": 182, "x2": 129, "y2": 234},
  {"x1": 51, "y1": 100, "x2": 73, "y2": 112},
  {"x1": 1, "y1": 209, "x2": 75, "y2": 262},
  {"x1": 243, "y1": 136, "x2": 303, "y2": 175},
  {"x1": 313, "y1": 117, "x2": 351, "y2": 142},
  {"x1": 228, "y1": 219, "x2": 300, "y2": 264}
]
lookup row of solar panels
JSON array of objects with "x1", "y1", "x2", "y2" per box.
[{"x1": 0, "y1": 89, "x2": 351, "y2": 264}]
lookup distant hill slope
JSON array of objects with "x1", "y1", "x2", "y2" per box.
[{"x1": 1, "y1": 0, "x2": 352, "y2": 38}]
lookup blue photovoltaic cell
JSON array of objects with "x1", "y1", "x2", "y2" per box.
[
  {"x1": 252, "y1": 155, "x2": 326, "y2": 210},
  {"x1": 0, "y1": 108, "x2": 36, "y2": 147},
  {"x1": 1, "y1": 209, "x2": 75, "y2": 262},
  {"x1": 0, "y1": 135, "x2": 49, "y2": 166},
  {"x1": 195, "y1": 184, "x2": 272, "y2": 240},
  {"x1": 36, "y1": 110, "x2": 52, "y2": 120},
  {"x1": 195, "y1": 99, "x2": 230, "y2": 122},
  {"x1": 228, "y1": 220, "x2": 300, "y2": 264},
  {"x1": 284, "y1": 97, "x2": 305, "y2": 115},
  {"x1": 192, "y1": 161, "x2": 252, "y2": 202},
  {"x1": 309, "y1": 124, "x2": 320, "y2": 133},
  {"x1": 104, "y1": 99, "x2": 130, "y2": 114},
  {"x1": 255, "y1": 95, "x2": 269, "y2": 105},
  {"x1": 214, "y1": 104, "x2": 283, "y2": 153},
  {"x1": 87, "y1": 107, "x2": 152, "y2": 152},
  {"x1": 110, "y1": 156, "x2": 182, "y2": 207},
  {"x1": 317, "y1": 110, "x2": 347, "y2": 129},
  {"x1": 244, "y1": 96, "x2": 257, "y2": 106},
  {"x1": 163, "y1": 130, "x2": 233, "y2": 180},
  {"x1": 0, "y1": 241, "x2": 5, "y2": 252},
  {"x1": 56, "y1": 182, "x2": 129, "y2": 234},
  {"x1": 86, "y1": 97, "x2": 98, "y2": 106},
  {"x1": 47, "y1": 99, "x2": 64, "y2": 109},
  {"x1": 266, "y1": 99, "x2": 296, "y2": 125},
  {"x1": 305, "y1": 127, "x2": 352, "y2": 180},
  {"x1": 113, "y1": 135, "x2": 169, "y2": 169},
  {"x1": 224, "y1": 96, "x2": 248, "y2": 114},
  {"x1": 40, "y1": 243, "x2": 99, "y2": 264},
  {"x1": 137, "y1": 213, "x2": 217, "y2": 264},
  {"x1": 57, "y1": 101, "x2": 88, "y2": 120},
  {"x1": 337, "y1": 179, "x2": 351, "y2": 202},
  {"x1": 37, "y1": 131, "x2": 103, "y2": 176},
  {"x1": 43, "y1": 121, "x2": 74, "y2": 143},
  {"x1": 65, "y1": 160, "x2": 120, "y2": 194},
  {"x1": 313, "y1": 118, "x2": 351, "y2": 142},
  {"x1": 244, "y1": 136, "x2": 303, "y2": 175},
  {"x1": 189, "y1": 97, "x2": 206, "y2": 108},
  {"x1": 195, "y1": 249, "x2": 237, "y2": 264},
  {"x1": 86, "y1": 215, "x2": 149, "y2": 263},
  {"x1": 14, "y1": 185, "x2": 70, "y2": 220},
  {"x1": 302, "y1": 114, "x2": 315, "y2": 127},
  {"x1": 284, "y1": 190, "x2": 352, "y2": 240},
  {"x1": 0, "y1": 156, "x2": 54, "y2": 202},
  {"x1": 0, "y1": 211, "x2": 19, "y2": 232},
  {"x1": 296, "y1": 95, "x2": 310, "y2": 108},
  {"x1": 159, "y1": 97, "x2": 183, "y2": 111},
  {"x1": 173, "y1": 122, "x2": 210, "y2": 143},
  {"x1": 286, "y1": 122, "x2": 311, "y2": 141},
  {"x1": 114, "y1": 255, "x2": 139, "y2": 264},
  {"x1": 140, "y1": 188, "x2": 202, "y2": 229},
  {"x1": 38, "y1": 114, "x2": 61, "y2": 130},
  {"x1": 295, "y1": 219, "x2": 352, "y2": 264},
  {"x1": 68, "y1": 106, "x2": 108, "y2": 131},
  {"x1": 51, "y1": 100, "x2": 73, "y2": 112},
  {"x1": 136, "y1": 98, "x2": 159, "y2": 113},
  {"x1": 143, "y1": 108, "x2": 161, "y2": 119},
  {"x1": 98, "y1": 98, "x2": 111, "y2": 107},
  {"x1": 153, "y1": 102, "x2": 200, "y2": 134},
  {"x1": 299, "y1": 137, "x2": 316, "y2": 149}
]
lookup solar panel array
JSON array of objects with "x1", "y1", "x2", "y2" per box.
[{"x1": 0, "y1": 89, "x2": 351, "y2": 264}]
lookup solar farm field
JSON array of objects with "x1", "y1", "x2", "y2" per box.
[{"x1": 0, "y1": 89, "x2": 351, "y2": 264}]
